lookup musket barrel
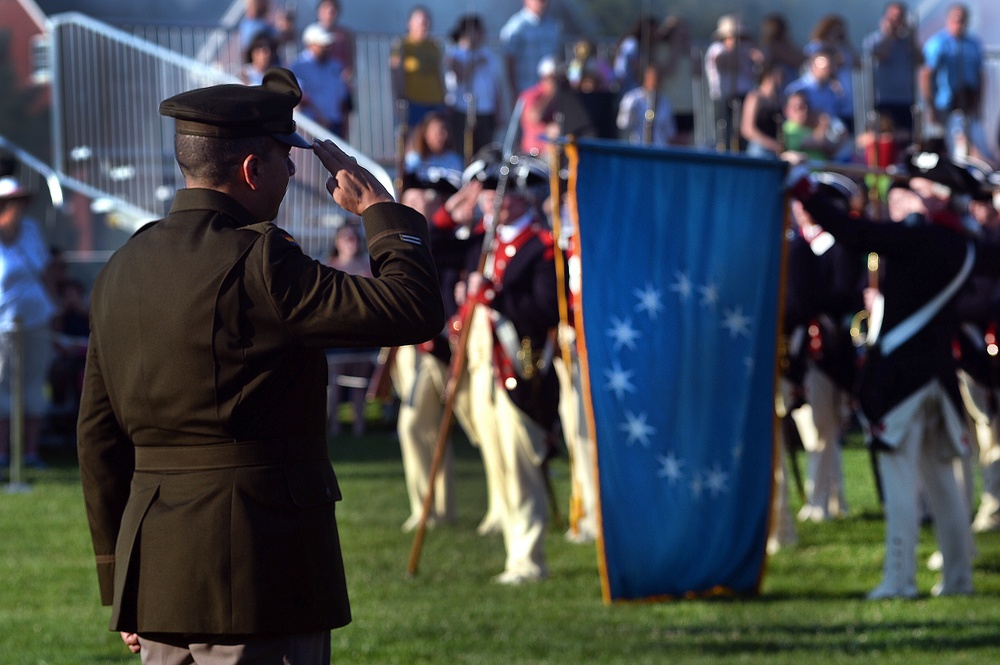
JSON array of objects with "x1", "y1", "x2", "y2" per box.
[{"x1": 805, "y1": 161, "x2": 910, "y2": 183}]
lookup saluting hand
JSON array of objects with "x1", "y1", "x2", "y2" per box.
[{"x1": 313, "y1": 139, "x2": 393, "y2": 216}]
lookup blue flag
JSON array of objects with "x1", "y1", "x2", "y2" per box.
[{"x1": 572, "y1": 140, "x2": 787, "y2": 602}]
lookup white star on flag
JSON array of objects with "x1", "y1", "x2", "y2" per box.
[
  {"x1": 656, "y1": 452, "x2": 684, "y2": 484},
  {"x1": 606, "y1": 316, "x2": 641, "y2": 351},
  {"x1": 732, "y1": 441, "x2": 744, "y2": 461},
  {"x1": 705, "y1": 464, "x2": 730, "y2": 497},
  {"x1": 633, "y1": 283, "x2": 664, "y2": 319},
  {"x1": 619, "y1": 411, "x2": 656, "y2": 447},
  {"x1": 699, "y1": 282, "x2": 719, "y2": 307},
  {"x1": 670, "y1": 270, "x2": 693, "y2": 300},
  {"x1": 721, "y1": 305, "x2": 752, "y2": 339},
  {"x1": 604, "y1": 361, "x2": 636, "y2": 400}
]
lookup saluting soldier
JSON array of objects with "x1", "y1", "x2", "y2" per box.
[
  {"x1": 77, "y1": 68, "x2": 444, "y2": 661},
  {"x1": 788, "y1": 150, "x2": 1000, "y2": 599},
  {"x1": 457, "y1": 151, "x2": 561, "y2": 583},
  {"x1": 785, "y1": 173, "x2": 865, "y2": 522}
]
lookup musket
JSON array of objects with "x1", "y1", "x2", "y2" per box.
[
  {"x1": 464, "y1": 91, "x2": 478, "y2": 164},
  {"x1": 803, "y1": 160, "x2": 910, "y2": 184},
  {"x1": 853, "y1": 43, "x2": 885, "y2": 349},
  {"x1": 642, "y1": 88, "x2": 656, "y2": 145},
  {"x1": 460, "y1": 32, "x2": 478, "y2": 163},
  {"x1": 825, "y1": 147, "x2": 887, "y2": 508},
  {"x1": 905, "y1": 9, "x2": 920, "y2": 151},
  {"x1": 780, "y1": 412, "x2": 807, "y2": 505},
  {"x1": 691, "y1": 44, "x2": 707, "y2": 147},
  {"x1": 729, "y1": 95, "x2": 743, "y2": 153},
  {"x1": 463, "y1": 0, "x2": 478, "y2": 166},
  {"x1": 861, "y1": 42, "x2": 882, "y2": 214},
  {"x1": 406, "y1": 152, "x2": 516, "y2": 577}
]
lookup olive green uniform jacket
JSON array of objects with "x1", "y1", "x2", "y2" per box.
[{"x1": 78, "y1": 189, "x2": 444, "y2": 635}]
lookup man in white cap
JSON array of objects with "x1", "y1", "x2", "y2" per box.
[
  {"x1": 704, "y1": 14, "x2": 761, "y2": 151},
  {"x1": 0, "y1": 175, "x2": 54, "y2": 472},
  {"x1": 291, "y1": 23, "x2": 350, "y2": 136}
]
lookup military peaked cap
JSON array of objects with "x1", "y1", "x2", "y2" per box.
[{"x1": 159, "y1": 68, "x2": 310, "y2": 148}]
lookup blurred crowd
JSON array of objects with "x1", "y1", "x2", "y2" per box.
[{"x1": 233, "y1": 1, "x2": 998, "y2": 187}]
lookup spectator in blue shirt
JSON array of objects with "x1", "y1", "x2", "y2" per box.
[
  {"x1": 920, "y1": 3, "x2": 993, "y2": 163},
  {"x1": 291, "y1": 24, "x2": 350, "y2": 136},
  {"x1": 785, "y1": 49, "x2": 853, "y2": 132}
]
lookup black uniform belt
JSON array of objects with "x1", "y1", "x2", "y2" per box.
[{"x1": 133, "y1": 438, "x2": 329, "y2": 471}]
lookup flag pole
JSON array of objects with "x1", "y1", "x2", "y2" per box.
[{"x1": 547, "y1": 137, "x2": 574, "y2": 531}]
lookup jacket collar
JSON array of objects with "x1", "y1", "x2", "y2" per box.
[{"x1": 169, "y1": 188, "x2": 260, "y2": 228}]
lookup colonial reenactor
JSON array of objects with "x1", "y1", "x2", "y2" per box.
[
  {"x1": 788, "y1": 150, "x2": 1000, "y2": 599},
  {"x1": 394, "y1": 173, "x2": 479, "y2": 533},
  {"x1": 77, "y1": 68, "x2": 444, "y2": 661},
  {"x1": 951, "y1": 162, "x2": 1000, "y2": 533},
  {"x1": 457, "y1": 151, "x2": 561, "y2": 583},
  {"x1": 785, "y1": 173, "x2": 865, "y2": 522}
]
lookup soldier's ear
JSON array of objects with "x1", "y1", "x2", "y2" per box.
[{"x1": 241, "y1": 154, "x2": 261, "y2": 190}]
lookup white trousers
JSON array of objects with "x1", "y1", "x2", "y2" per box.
[
  {"x1": 958, "y1": 370, "x2": 1000, "y2": 531},
  {"x1": 393, "y1": 345, "x2": 455, "y2": 526},
  {"x1": 466, "y1": 306, "x2": 549, "y2": 577},
  {"x1": 877, "y1": 390, "x2": 974, "y2": 594},
  {"x1": 792, "y1": 365, "x2": 849, "y2": 519}
]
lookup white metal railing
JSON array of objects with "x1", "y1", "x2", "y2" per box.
[
  {"x1": 113, "y1": 19, "x2": 401, "y2": 167},
  {"x1": 45, "y1": 12, "x2": 393, "y2": 258}
]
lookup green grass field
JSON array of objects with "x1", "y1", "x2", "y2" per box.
[{"x1": 2, "y1": 416, "x2": 1000, "y2": 664}]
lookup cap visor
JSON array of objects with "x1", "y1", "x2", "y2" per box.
[{"x1": 275, "y1": 131, "x2": 311, "y2": 148}]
